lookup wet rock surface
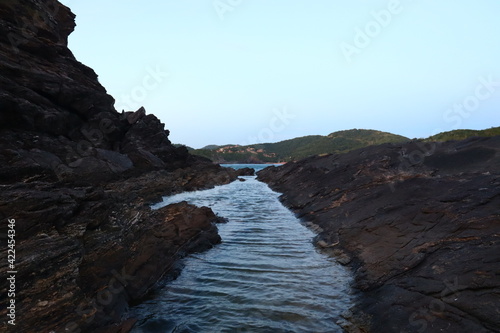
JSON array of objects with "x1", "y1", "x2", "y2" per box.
[
  {"x1": 0, "y1": 164, "x2": 237, "y2": 333},
  {"x1": 258, "y1": 137, "x2": 500, "y2": 333},
  {"x1": 0, "y1": 1, "x2": 240, "y2": 332}
]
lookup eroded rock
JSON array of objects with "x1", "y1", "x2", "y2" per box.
[
  {"x1": 258, "y1": 136, "x2": 500, "y2": 332},
  {"x1": 0, "y1": 1, "x2": 240, "y2": 332}
]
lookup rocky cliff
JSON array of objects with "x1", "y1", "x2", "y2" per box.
[
  {"x1": 258, "y1": 136, "x2": 500, "y2": 332},
  {"x1": 0, "y1": 1, "x2": 242, "y2": 332}
]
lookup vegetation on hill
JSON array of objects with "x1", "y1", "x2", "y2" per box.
[
  {"x1": 191, "y1": 129, "x2": 410, "y2": 163},
  {"x1": 200, "y1": 145, "x2": 220, "y2": 150},
  {"x1": 173, "y1": 143, "x2": 194, "y2": 150},
  {"x1": 188, "y1": 126, "x2": 500, "y2": 164},
  {"x1": 424, "y1": 126, "x2": 500, "y2": 142}
]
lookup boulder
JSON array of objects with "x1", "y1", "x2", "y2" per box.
[{"x1": 236, "y1": 167, "x2": 255, "y2": 176}]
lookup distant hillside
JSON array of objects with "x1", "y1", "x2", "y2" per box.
[
  {"x1": 191, "y1": 129, "x2": 410, "y2": 163},
  {"x1": 201, "y1": 145, "x2": 220, "y2": 150},
  {"x1": 173, "y1": 143, "x2": 194, "y2": 151},
  {"x1": 190, "y1": 126, "x2": 500, "y2": 164},
  {"x1": 425, "y1": 126, "x2": 500, "y2": 142}
]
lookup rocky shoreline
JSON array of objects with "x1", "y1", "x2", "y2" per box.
[
  {"x1": 0, "y1": 1, "x2": 248, "y2": 332},
  {"x1": 1, "y1": 1, "x2": 499, "y2": 332},
  {"x1": 1, "y1": 164, "x2": 245, "y2": 333},
  {"x1": 257, "y1": 137, "x2": 500, "y2": 332}
]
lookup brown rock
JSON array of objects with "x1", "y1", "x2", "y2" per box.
[
  {"x1": 0, "y1": 166, "x2": 236, "y2": 332},
  {"x1": 258, "y1": 136, "x2": 500, "y2": 332},
  {"x1": 0, "y1": 1, "x2": 242, "y2": 332}
]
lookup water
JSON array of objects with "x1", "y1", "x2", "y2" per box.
[
  {"x1": 220, "y1": 163, "x2": 282, "y2": 171},
  {"x1": 131, "y1": 165, "x2": 353, "y2": 333}
]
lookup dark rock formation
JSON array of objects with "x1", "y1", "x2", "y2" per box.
[
  {"x1": 0, "y1": 0, "x2": 207, "y2": 183},
  {"x1": 235, "y1": 167, "x2": 255, "y2": 176},
  {"x1": 0, "y1": 1, "x2": 240, "y2": 332},
  {"x1": 258, "y1": 136, "x2": 500, "y2": 333}
]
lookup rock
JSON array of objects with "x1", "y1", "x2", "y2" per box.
[
  {"x1": 257, "y1": 136, "x2": 500, "y2": 332},
  {"x1": 126, "y1": 148, "x2": 167, "y2": 170},
  {"x1": 76, "y1": 201, "x2": 222, "y2": 330},
  {"x1": 215, "y1": 216, "x2": 229, "y2": 223},
  {"x1": 0, "y1": 0, "x2": 200, "y2": 182},
  {"x1": 95, "y1": 318, "x2": 138, "y2": 333},
  {"x1": 235, "y1": 167, "x2": 255, "y2": 176},
  {"x1": 125, "y1": 107, "x2": 146, "y2": 124},
  {"x1": 0, "y1": 165, "x2": 237, "y2": 332},
  {"x1": 0, "y1": 1, "x2": 243, "y2": 332},
  {"x1": 95, "y1": 148, "x2": 134, "y2": 172}
]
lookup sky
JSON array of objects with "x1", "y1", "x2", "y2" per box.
[{"x1": 59, "y1": 0, "x2": 500, "y2": 149}]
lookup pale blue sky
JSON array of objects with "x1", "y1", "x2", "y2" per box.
[{"x1": 60, "y1": 0, "x2": 500, "y2": 148}]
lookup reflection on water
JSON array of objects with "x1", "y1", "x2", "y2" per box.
[{"x1": 131, "y1": 165, "x2": 353, "y2": 333}]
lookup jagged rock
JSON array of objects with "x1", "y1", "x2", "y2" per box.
[
  {"x1": 0, "y1": 0, "x2": 197, "y2": 181},
  {"x1": 0, "y1": 179, "x2": 226, "y2": 332},
  {"x1": 125, "y1": 107, "x2": 146, "y2": 125},
  {"x1": 258, "y1": 136, "x2": 500, "y2": 333},
  {"x1": 0, "y1": 164, "x2": 240, "y2": 333},
  {"x1": 0, "y1": 1, "x2": 242, "y2": 332}
]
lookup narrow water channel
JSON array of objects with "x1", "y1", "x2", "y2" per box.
[{"x1": 131, "y1": 165, "x2": 353, "y2": 333}]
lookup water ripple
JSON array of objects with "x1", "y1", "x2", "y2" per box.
[{"x1": 132, "y1": 169, "x2": 353, "y2": 333}]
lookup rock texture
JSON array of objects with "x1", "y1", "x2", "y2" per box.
[
  {"x1": 258, "y1": 136, "x2": 500, "y2": 333},
  {"x1": 0, "y1": 1, "x2": 241, "y2": 332},
  {"x1": 0, "y1": 1, "x2": 204, "y2": 184}
]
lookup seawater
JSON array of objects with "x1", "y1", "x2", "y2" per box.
[{"x1": 130, "y1": 164, "x2": 353, "y2": 333}]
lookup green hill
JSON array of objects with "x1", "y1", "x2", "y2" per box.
[
  {"x1": 173, "y1": 144, "x2": 194, "y2": 150},
  {"x1": 191, "y1": 129, "x2": 410, "y2": 163},
  {"x1": 200, "y1": 144, "x2": 220, "y2": 150},
  {"x1": 425, "y1": 126, "x2": 500, "y2": 142},
  {"x1": 188, "y1": 127, "x2": 500, "y2": 163}
]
